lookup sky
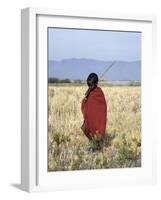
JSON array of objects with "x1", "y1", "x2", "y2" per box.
[{"x1": 48, "y1": 28, "x2": 141, "y2": 62}]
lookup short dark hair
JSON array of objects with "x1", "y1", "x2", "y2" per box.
[{"x1": 87, "y1": 73, "x2": 99, "y2": 87}]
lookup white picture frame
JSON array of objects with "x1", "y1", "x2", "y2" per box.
[{"x1": 21, "y1": 7, "x2": 157, "y2": 192}]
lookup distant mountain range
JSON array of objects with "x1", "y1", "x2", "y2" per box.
[{"x1": 48, "y1": 58, "x2": 141, "y2": 81}]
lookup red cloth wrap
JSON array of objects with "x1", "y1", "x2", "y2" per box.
[{"x1": 81, "y1": 86, "x2": 107, "y2": 138}]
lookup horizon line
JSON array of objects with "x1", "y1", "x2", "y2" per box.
[{"x1": 49, "y1": 58, "x2": 141, "y2": 63}]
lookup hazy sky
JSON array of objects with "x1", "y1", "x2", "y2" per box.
[{"x1": 48, "y1": 28, "x2": 141, "y2": 61}]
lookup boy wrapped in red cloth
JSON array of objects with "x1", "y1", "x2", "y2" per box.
[{"x1": 81, "y1": 73, "x2": 107, "y2": 151}]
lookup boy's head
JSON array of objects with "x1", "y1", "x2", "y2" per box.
[{"x1": 87, "y1": 73, "x2": 99, "y2": 87}]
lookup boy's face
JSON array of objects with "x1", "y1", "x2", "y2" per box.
[
  {"x1": 88, "y1": 83, "x2": 97, "y2": 89},
  {"x1": 87, "y1": 80, "x2": 93, "y2": 87}
]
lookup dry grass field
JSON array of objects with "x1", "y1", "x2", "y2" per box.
[{"x1": 48, "y1": 85, "x2": 141, "y2": 171}]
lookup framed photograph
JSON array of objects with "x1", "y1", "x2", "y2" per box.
[{"x1": 21, "y1": 7, "x2": 156, "y2": 192}]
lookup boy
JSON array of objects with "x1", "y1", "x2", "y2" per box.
[{"x1": 81, "y1": 73, "x2": 107, "y2": 151}]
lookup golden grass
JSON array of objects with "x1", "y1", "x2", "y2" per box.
[{"x1": 48, "y1": 85, "x2": 141, "y2": 171}]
